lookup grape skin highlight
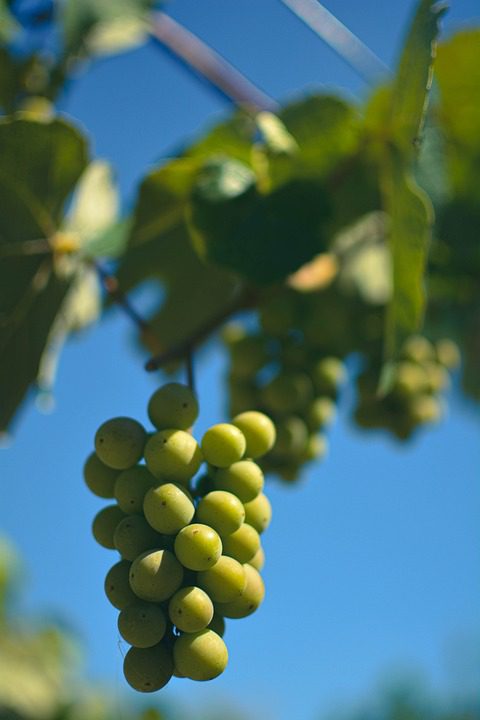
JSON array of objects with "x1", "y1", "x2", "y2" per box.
[
  {"x1": 201, "y1": 424, "x2": 246, "y2": 467},
  {"x1": 143, "y1": 483, "x2": 195, "y2": 535},
  {"x1": 232, "y1": 411, "x2": 276, "y2": 458},
  {"x1": 129, "y1": 549, "x2": 184, "y2": 602},
  {"x1": 196, "y1": 490, "x2": 245, "y2": 535}
]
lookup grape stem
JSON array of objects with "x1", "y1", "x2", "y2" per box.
[
  {"x1": 95, "y1": 263, "x2": 164, "y2": 356},
  {"x1": 145, "y1": 288, "x2": 259, "y2": 372}
]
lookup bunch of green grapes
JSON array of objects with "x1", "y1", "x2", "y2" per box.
[
  {"x1": 354, "y1": 336, "x2": 461, "y2": 440},
  {"x1": 83, "y1": 383, "x2": 275, "y2": 692},
  {"x1": 223, "y1": 289, "x2": 348, "y2": 483}
]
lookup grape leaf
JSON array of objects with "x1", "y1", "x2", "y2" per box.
[
  {"x1": 0, "y1": 1, "x2": 19, "y2": 43},
  {"x1": 116, "y1": 159, "x2": 240, "y2": 353},
  {"x1": 367, "y1": 0, "x2": 444, "y2": 358},
  {"x1": 436, "y1": 29, "x2": 480, "y2": 201},
  {"x1": 0, "y1": 117, "x2": 89, "y2": 431},
  {"x1": 61, "y1": 0, "x2": 159, "y2": 58},
  {"x1": 278, "y1": 94, "x2": 360, "y2": 176},
  {"x1": 382, "y1": 151, "x2": 433, "y2": 357},
  {"x1": 189, "y1": 156, "x2": 331, "y2": 285}
]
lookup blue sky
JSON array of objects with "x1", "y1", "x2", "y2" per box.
[{"x1": 1, "y1": 2, "x2": 480, "y2": 719}]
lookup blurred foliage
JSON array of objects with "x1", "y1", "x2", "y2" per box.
[{"x1": 0, "y1": 1, "x2": 478, "y2": 439}]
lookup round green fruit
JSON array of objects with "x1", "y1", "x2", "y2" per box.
[
  {"x1": 144, "y1": 429, "x2": 203, "y2": 484},
  {"x1": 83, "y1": 453, "x2": 118, "y2": 498},
  {"x1": 174, "y1": 523, "x2": 222, "y2": 571},
  {"x1": 147, "y1": 383, "x2": 199, "y2": 430},
  {"x1": 104, "y1": 560, "x2": 137, "y2": 609},
  {"x1": 196, "y1": 490, "x2": 245, "y2": 535},
  {"x1": 168, "y1": 586, "x2": 214, "y2": 633},
  {"x1": 118, "y1": 601, "x2": 167, "y2": 647},
  {"x1": 173, "y1": 629, "x2": 228, "y2": 681},
  {"x1": 201, "y1": 424, "x2": 246, "y2": 467},
  {"x1": 232, "y1": 411, "x2": 276, "y2": 458},
  {"x1": 123, "y1": 644, "x2": 173, "y2": 692},
  {"x1": 94, "y1": 417, "x2": 146, "y2": 470},
  {"x1": 129, "y1": 549, "x2": 183, "y2": 602},
  {"x1": 143, "y1": 483, "x2": 194, "y2": 535}
]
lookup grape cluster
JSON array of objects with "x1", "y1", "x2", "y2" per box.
[
  {"x1": 354, "y1": 336, "x2": 461, "y2": 440},
  {"x1": 83, "y1": 383, "x2": 275, "y2": 692},
  {"x1": 223, "y1": 289, "x2": 347, "y2": 482}
]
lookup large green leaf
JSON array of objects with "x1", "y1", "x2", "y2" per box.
[
  {"x1": 0, "y1": 118, "x2": 89, "y2": 431},
  {"x1": 116, "y1": 159, "x2": 239, "y2": 353},
  {"x1": 366, "y1": 0, "x2": 444, "y2": 358},
  {"x1": 390, "y1": 0, "x2": 446, "y2": 156},
  {"x1": 436, "y1": 29, "x2": 480, "y2": 201},
  {"x1": 189, "y1": 156, "x2": 331, "y2": 285},
  {"x1": 0, "y1": 1, "x2": 19, "y2": 43},
  {"x1": 278, "y1": 94, "x2": 360, "y2": 177},
  {"x1": 61, "y1": 0, "x2": 158, "y2": 58},
  {"x1": 382, "y1": 150, "x2": 433, "y2": 357}
]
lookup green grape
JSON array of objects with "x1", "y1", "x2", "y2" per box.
[
  {"x1": 196, "y1": 491, "x2": 245, "y2": 535},
  {"x1": 114, "y1": 465, "x2": 157, "y2": 514},
  {"x1": 144, "y1": 429, "x2": 203, "y2": 484},
  {"x1": 214, "y1": 460, "x2": 263, "y2": 503},
  {"x1": 248, "y1": 546, "x2": 265, "y2": 571},
  {"x1": 272, "y1": 416, "x2": 308, "y2": 458},
  {"x1": 401, "y1": 335, "x2": 435, "y2": 363},
  {"x1": 423, "y1": 361, "x2": 450, "y2": 393},
  {"x1": 197, "y1": 555, "x2": 246, "y2": 603},
  {"x1": 173, "y1": 629, "x2": 228, "y2": 681},
  {"x1": 168, "y1": 586, "x2": 214, "y2": 633},
  {"x1": 92, "y1": 505, "x2": 126, "y2": 549},
  {"x1": 221, "y1": 322, "x2": 246, "y2": 345},
  {"x1": 221, "y1": 523, "x2": 260, "y2": 564},
  {"x1": 231, "y1": 411, "x2": 276, "y2": 459},
  {"x1": 174, "y1": 523, "x2": 222, "y2": 571},
  {"x1": 229, "y1": 335, "x2": 269, "y2": 378},
  {"x1": 201, "y1": 424, "x2": 246, "y2": 467},
  {"x1": 123, "y1": 643, "x2": 173, "y2": 692},
  {"x1": 391, "y1": 361, "x2": 428, "y2": 397},
  {"x1": 306, "y1": 397, "x2": 336, "y2": 431},
  {"x1": 104, "y1": 560, "x2": 137, "y2": 609},
  {"x1": 94, "y1": 417, "x2": 147, "y2": 470},
  {"x1": 243, "y1": 493, "x2": 272, "y2": 534},
  {"x1": 300, "y1": 433, "x2": 328, "y2": 462},
  {"x1": 310, "y1": 357, "x2": 346, "y2": 395},
  {"x1": 408, "y1": 395, "x2": 442, "y2": 424},
  {"x1": 216, "y1": 564, "x2": 264, "y2": 619},
  {"x1": 118, "y1": 601, "x2": 167, "y2": 647},
  {"x1": 144, "y1": 483, "x2": 195, "y2": 535},
  {"x1": 435, "y1": 338, "x2": 461, "y2": 369},
  {"x1": 208, "y1": 612, "x2": 226, "y2": 637},
  {"x1": 147, "y1": 382, "x2": 199, "y2": 431},
  {"x1": 113, "y1": 515, "x2": 162, "y2": 561},
  {"x1": 261, "y1": 372, "x2": 313, "y2": 413},
  {"x1": 258, "y1": 291, "x2": 297, "y2": 337},
  {"x1": 129, "y1": 549, "x2": 183, "y2": 602},
  {"x1": 83, "y1": 453, "x2": 118, "y2": 498}
]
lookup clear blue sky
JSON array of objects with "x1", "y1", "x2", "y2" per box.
[{"x1": 1, "y1": 2, "x2": 480, "y2": 719}]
